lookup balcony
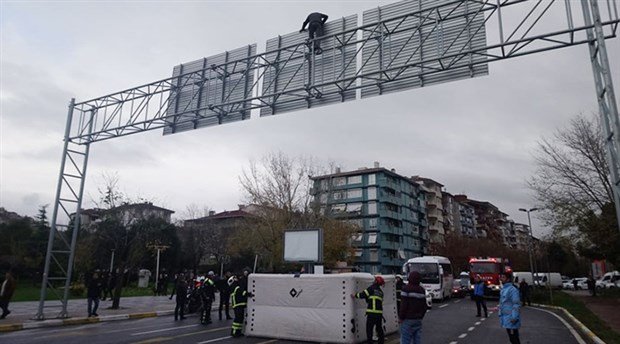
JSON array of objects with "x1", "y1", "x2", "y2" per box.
[{"x1": 380, "y1": 240, "x2": 400, "y2": 250}]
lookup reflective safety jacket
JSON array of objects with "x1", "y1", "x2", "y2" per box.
[
  {"x1": 355, "y1": 284, "x2": 384, "y2": 315},
  {"x1": 232, "y1": 285, "x2": 251, "y2": 309}
]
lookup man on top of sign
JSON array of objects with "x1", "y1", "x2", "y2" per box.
[{"x1": 300, "y1": 12, "x2": 329, "y2": 55}]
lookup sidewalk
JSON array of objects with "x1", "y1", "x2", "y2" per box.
[
  {"x1": 564, "y1": 290, "x2": 620, "y2": 334},
  {"x1": 0, "y1": 295, "x2": 204, "y2": 332}
]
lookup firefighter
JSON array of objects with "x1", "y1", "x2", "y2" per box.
[
  {"x1": 352, "y1": 275, "x2": 385, "y2": 344},
  {"x1": 395, "y1": 275, "x2": 403, "y2": 313},
  {"x1": 199, "y1": 273, "x2": 216, "y2": 325},
  {"x1": 230, "y1": 275, "x2": 253, "y2": 337}
]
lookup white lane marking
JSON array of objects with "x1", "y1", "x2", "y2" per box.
[
  {"x1": 197, "y1": 336, "x2": 232, "y2": 344},
  {"x1": 481, "y1": 317, "x2": 487, "y2": 321},
  {"x1": 454, "y1": 299, "x2": 461, "y2": 303},
  {"x1": 529, "y1": 307, "x2": 586, "y2": 344},
  {"x1": 475, "y1": 321, "x2": 481, "y2": 325},
  {"x1": 131, "y1": 324, "x2": 198, "y2": 336},
  {"x1": 449, "y1": 342, "x2": 458, "y2": 344},
  {"x1": 468, "y1": 327, "x2": 475, "y2": 331},
  {"x1": 458, "y1": 333, "x2": 467, "y2": 338},
  {"x1": 439, "y1": 304, "x2": 449, "y2": 308}
]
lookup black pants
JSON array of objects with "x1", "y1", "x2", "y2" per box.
[
  {"x1": 308, "y1": 21, "x2": 324, "y2": 51},
  {"x1": 219, "y1": 293, "x2": 230, "y2": 320},
  {"x1": 366, "y1": 314, "x2": 384, "y2": 344},
  {"x1": 201, "y1": 298, "x2": 212, "y2": 324},
  {"x1": 520, "y1": 292, "x2": 531, "y2": 306},
  {"x1": 231, "y1": 307, "x2": 245, "y2": 337},
  {"x1": 506, "y1": 329, "x2": 521, "y2": 344},
  {"x1": 175, "y1": 297, "x2": 186, "y2": 320},
  {"x1": 474, "y1": 295, "x2": 487, "y2": 317},
  {"x1": 0, "y1": 300, "x2": 10, "y2": 318}
]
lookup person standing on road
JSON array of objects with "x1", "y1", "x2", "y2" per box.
[
  {"x1": 231, "y1": 275, "x2": 253, "y2": 337},
  {"x1": 217, "y1": 271, "x2": 233, "y2": 320},
  {"x1": 473, "y1": 275, "x2": 488, "y2": 318},
  {"x1": 399, "y1": 271, "x2": 429, "y2": 344},
  {"x1": 0, "y1": 270, "x2": 16, "y2": 319},
  {"x1": 499, "y1": 272, "x2": 521, "y2": 344},
  {"x1": 395, "y1": 275, "x2": 404, "y2": 313},
  {"x1": 87, "y1": 271, "x2": 103, "y2": 317},
  {"x1": 587, "y1": 276, "x2": 597, "y2": 297},
  {"x1": 519, "y1": 279, "x2": 531, "y2": 306},
  {"x1": 199, "y1": 272, "x2": 216, "y2": 325},
  {"x1": 352, "y1": 275, "x2": 385, "y2": 344},
  {"x1": 174, "y1": 273, "x2": 188, "y2": 321},
  {"x1": 572, "y1": 278, "x2": 578, "y2": 290}
]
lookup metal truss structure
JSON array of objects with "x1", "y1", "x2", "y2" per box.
[{"x1": 37, "y1": 0, "x2": 619, "y2": 319}]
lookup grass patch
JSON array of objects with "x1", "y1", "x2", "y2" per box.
[
  {"x1": 532, "y1": 289, "x2": 620, "y2": 344},
  {"x1": 12, "y1": 281, "x2": 156, "y2": 302}
]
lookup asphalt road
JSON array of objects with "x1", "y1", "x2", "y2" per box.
[{"x1": 0, "y1": 298, "x2": 583, "y2": 344}]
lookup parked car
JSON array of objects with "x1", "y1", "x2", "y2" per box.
[
  {"x1": 451, "y1": 279, "x2": 467, "y2": 298},
  {"x1": 596, "y1": 271, "x2": 620, "y2": 289},
  {"x1": 513, "y1": 271, "x2": 534, "y2": 285},
  {"x1": 563, "y1": 277, "x2": 587, "y2": 290}
]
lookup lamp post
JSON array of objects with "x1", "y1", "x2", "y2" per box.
[
  {"x1": 518, "y1": 207, "x2": 538, "y2": 285},
  {"x1": 109, "y1": 249, "x2": 115, "y2": 272},
  {"x1": 147, "y1": 244, "x2": 169, "y2": 292}
]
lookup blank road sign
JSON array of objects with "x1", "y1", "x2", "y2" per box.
[
  {"x1": 361, "y1": 0, "x2": 489, "y2": 98},
  {"x1": 164, "y1": 44, "x2": 257, "y2": 135}
]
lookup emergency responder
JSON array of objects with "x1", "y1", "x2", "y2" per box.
[
  {"x1": 352, "y1": 276, "x2": 385, "y2": 344},
  {"x1": 217, "y1": 271, "x2": 233, "y2": 320},
  {"x1": 230, "y1": 275, "x2": 253, "y2": 337},
  {"x1": 299, "y1": 12, "x2": 329, "y2": 54},
  {"x1": 199, "y1": 272, "x2": 216, "y2": 325},
  {"x1": 395, "y1": 275, "x2": 404, "y2": 313}
]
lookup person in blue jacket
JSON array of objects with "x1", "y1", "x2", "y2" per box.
[{"x1": 499, "y1": 271, "x2": 521, "y2": 344}]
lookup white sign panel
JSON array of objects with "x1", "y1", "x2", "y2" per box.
[{"x1": 283, "y1": 229, "x2": 322, "y2": 262}]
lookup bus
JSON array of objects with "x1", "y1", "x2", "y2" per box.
[{"x1": 403, "y1": 256, "x2": 453, "y2": 301}]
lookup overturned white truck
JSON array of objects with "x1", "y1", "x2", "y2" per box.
[{"x1": 245, "y1": 273, "x2": 399, "y2": 343}]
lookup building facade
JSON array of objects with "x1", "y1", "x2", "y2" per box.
[
  {"x1": 414, "y1": 177, "x2": 445, "y2": 245},
  {"x1": 311, "y1": 165, "x2": 428, "y2": 274}
]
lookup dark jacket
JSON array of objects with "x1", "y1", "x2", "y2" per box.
[
  {"x1": 87, "y1": 276, "x2": 103, "y2": 298},
  {"x1": 354, "y1": 283, "x2": 384, "y2": 315},
  {"x1": 176, "y1": 279, "x2": 188, "y2": 300},
  {"x1": 0, "y1": 273, "x2": 16, "y2": 301},
  {"x1": 216, "y1": 277, "x2": 230, "y2": 296},
  {"x1": 399, "y1": 272, "x2": 428, "y2": 320},
  {"x1": 301, "y1": 12, "x2": 329, "y2": 30}
]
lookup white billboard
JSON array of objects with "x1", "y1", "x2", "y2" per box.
[{"x1": 283, "y1": 228, "x2": 323, "y2": 263}]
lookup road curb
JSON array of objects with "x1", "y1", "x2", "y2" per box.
[
  {"x1": 533, "y1": 303, "x2": 605, "y2": 344},
  {"x1": 0, "y1": 309, "x2": 174, "y2": 333}
]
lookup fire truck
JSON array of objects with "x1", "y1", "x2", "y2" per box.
[{"x1": 468, "y1": 257, "x2": 511, "y2": 297}]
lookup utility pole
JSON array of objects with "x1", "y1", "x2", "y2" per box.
[
  {"x1": 519, "y1": 208, "x2": 538, "y2": 284},
  {"x1": 109, "y1": 249, "x2": 115, "y2": 272},
  {"x1": 147, "y1": 244, "x2": 170, "y2": 291}
]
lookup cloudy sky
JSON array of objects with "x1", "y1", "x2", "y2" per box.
[{"x1": 1, "y1": 0, "x2": 619, "y2": 238}]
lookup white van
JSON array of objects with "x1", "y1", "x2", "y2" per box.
[
  {"x1": 513, "y1": 271, "x2": 534, "y2": 286},
  {"x1": 403, "y1": 256, "x2": 453, "y2": 301},
  {"x1": 596, "y1": 271, "x2": 620, "y2": 289},
  {"x1": 534, "y1": 272, "x2": 562, "y2": 289}
]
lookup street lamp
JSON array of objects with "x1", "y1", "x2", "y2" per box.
[
  {"x1": 518, "y1": 207, "x2": 538, "y2": 285},
  {"x1": 147, "y1": 244, "x2": 169, "y2": 292}
]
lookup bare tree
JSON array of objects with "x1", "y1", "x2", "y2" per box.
[
  {"x1": 234, "y1": 152, "x2": 354, "y2": 271},
  {"x1": 528, "y1": 114, "x2": 613, "y2": 232}
]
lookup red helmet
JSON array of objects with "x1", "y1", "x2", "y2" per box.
[{"x1": 374, "y1": 275, "x2": 385, "y2": 286}]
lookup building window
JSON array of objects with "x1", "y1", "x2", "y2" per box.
[
  {"x1": 347, "y1": 203, "x2": 363, "y2": 214},
  {"x1": 368, "y1": 233, "x2": 378, "y2": 244},
  {"x1": 367, "y1": 187, "x2": 377, "y2": 200},
  {"x1": 348, "y1": 175, "x2": 362, "y2": 184},
  {"x1": 347, "y1": 189, "x2": 363, "y2": 198},
  {"x1": 352, "y1": 233, "x2": 363, "y2": 243},
  {"x1": 332, "y1": 204, "x2": 346, "y2": 213},
  {"x1": 320, "y1": 193, "x2": 328, "y2": 203},
  {"x1": 368, "y1": 202, "x2": 377, "y2": 215},
  {"x1": 333, "y1": 191, "x2": 346, "y2": 200},
  {"x1": 333, "y1": 177, "x2": 346, "y2": 186},
  {"x1": 354, "y1": 249, "x2": 363, "y2": 257},
  {"x1": 369, "y1": 249, "x2": 379, "y2": 262},
  {"x1": 368, "y1": 174, "x2": 376, "y2": 185},
  {"x1": 398, "y1": 249, "x2": 406, "y2": 259},
  {"x1": 369, "y1": 218, "x2": 378, "y2": 229}
]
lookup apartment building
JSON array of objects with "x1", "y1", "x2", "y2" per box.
[
  {"x1": 311, "y1": 164, "x2": 428, "y2": 274},
  {"x1": 413, "y1": 177, "x2": 445, "y2": 245}
]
